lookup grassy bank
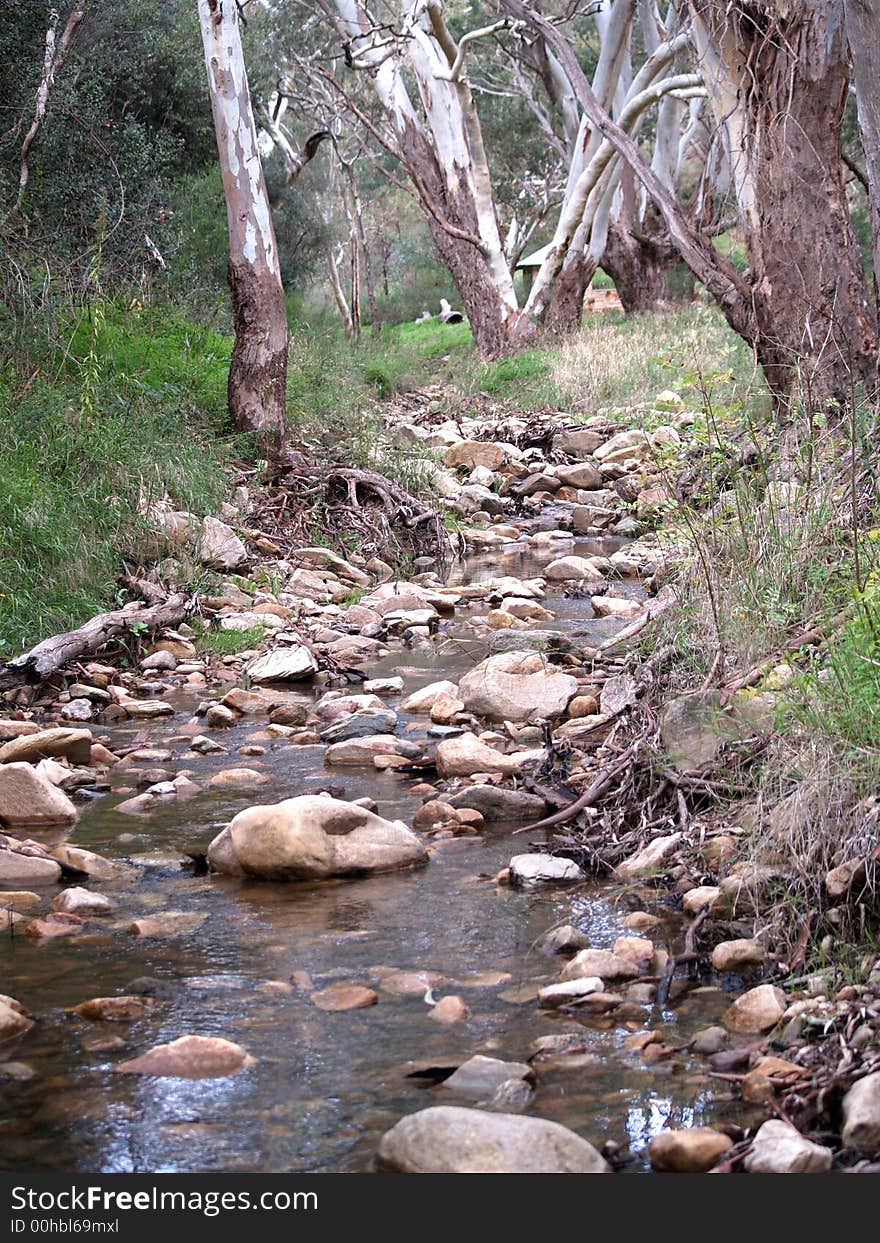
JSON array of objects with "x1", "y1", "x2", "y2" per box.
[
  {"x1": 0, "y1": 306, "x2": 234, "y2": 653},
  {"x1": 0, "y1": 297, "x2": 757, "y2": 657}
]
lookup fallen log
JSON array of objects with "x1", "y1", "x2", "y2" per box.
[{"x1": 0, "y1": 593, "x2": 190, "y2": 691}]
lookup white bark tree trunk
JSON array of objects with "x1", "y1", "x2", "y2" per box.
[{"x1": 198, "y1": 0, "x2": 288, "y2": 447}]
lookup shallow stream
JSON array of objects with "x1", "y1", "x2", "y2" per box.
[{"x1": 0, "y1": 533, "x2": 745, "y2": 1172}]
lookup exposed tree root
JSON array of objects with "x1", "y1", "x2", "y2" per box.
[{"x1": 258, "y1": 454, "x2": 449, "y2": 565}]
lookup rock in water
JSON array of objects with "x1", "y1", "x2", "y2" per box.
[
  {"x1": 207, "y1": 795, "x2": 428, "y2": 881},
  {"x1": 114, "y1": 1035, "x2": 255, "y2": 1078},
  {"x1": 744, "y1": 1120, "x2": 832, "y2": 1173},
  {"x1": 246, "y1": 647, "x2": 318, "y2": 683},
  {"x1": 310, "y1": 984, "x2": 378, "y2": 1011},
  {"x1": 0, "y1": 763, "x2": 78, "y2": 827},
  {"x1": 0, "y1": 996, "x2": 34, "y2": 1043},
  {"x1": 0, "y1": 728, "x2": 93, "y2": 766},
  {"x1": 509, "y1": 854, "x2": 583, "y2": 887},
  {"x1": 0, "y1": 851, "x2": 62, "y2": 885},
  {"x1": 458, "y1": 651, "x2": 577, "y2": 723},
  {"x1": 434, "y1": 734, "x2": 520, "y2": 778},
  {"x1": 648, "y1": 1127, "x2": 733, "y2": 1172},
  {"x1": 377, "y1": 1106, "x2": 610, "y2": 1173},
  {"x1": 441, "y1": 1055, "x2": 532, "y2": 1097},
  {"x1": 447, "y1": 785, "x2": 548, "y2": 822}
]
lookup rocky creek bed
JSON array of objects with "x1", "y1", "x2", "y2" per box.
[{"x1": 2, "y1": 403, "x2": 879, "y2": 1174}]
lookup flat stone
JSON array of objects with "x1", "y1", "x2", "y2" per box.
[
  {"x1": 744, "y1": 1119, "x2": 832, "y2": 1173},
  {"x1": 71, "y1": 996, "x2": 155, "y2": 1023},
  {"x1": 129, "y1": 912, "x2": 207, "y2": 938},
  {"x1": 0, "y1": 851, "x2": 62, "y2": 885},
  {"x1": 114, "y1": 1034, "x2": 255, "y2": 1079},
  {"x1": 509, "y1": 854, "x2": 583, "y2": 887},
  {"x1": 310, "y1": 984, "x2": 378, "y2": 1011},
  {"x1": 442, "y1": 1055, "x2": 533, "y2": 1097},
  {"x1": 0, "y1": 728, "x2": 93, "y2": 766},
  {"x1": 538, "y1": 977, "x2": 604, "y2": 1008},
  {"x1": 246, "y1": 647, "x2": 318, "y2": 683},
  {"x1": 52, "y1": 888, "x2": 115, "y2": 917}
]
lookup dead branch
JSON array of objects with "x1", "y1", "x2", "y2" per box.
[
  {"x1": 0, "y1": 593, "x2": 190, "y2": 691},
  {"x1": 14, "y1": 7, "x2": 86, "y2": 216}
]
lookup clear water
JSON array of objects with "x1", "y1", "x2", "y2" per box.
[{"x1": 0, "y1": 535, "x2": 745, "y2": 1172}]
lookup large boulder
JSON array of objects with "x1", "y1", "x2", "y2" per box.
[
  {"x1": 208, "y1": 795, "x2": 428, "y2": 881},
  {"x1": 197, "y1": 516, "x2": 248, "y2": 571},
  {"x1": 458, "y1": 651, "x2": 577, "y2": 723},
  {"x1": 0, "y1": 728, "x2": 93, "y2": 766},
  {"x1": 246, "y1": 647, "x2": 318, "y2": 683},
  {"x1": 377, "y1": 1106, "x2": 610, "y2": 1173},
  {"x1": 0, "y1": 764, "x2": 78, "y2": 827}
]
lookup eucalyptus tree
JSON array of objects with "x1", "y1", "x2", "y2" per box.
[
  {"x1": 280, "y1": 0, "x2": 710, "y2": 354},
  {"x1": 688, "y1": 0, "x2": 878, "y2": 404},
  {"x1": 197, "y1": 0, "x2": 288, "y2": 447}
]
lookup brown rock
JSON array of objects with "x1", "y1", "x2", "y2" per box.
[
  {"x1": 310, "y1": 984, "x2": 378, "y2": 1011},
  {"x1": 71, "y1": 996, "x2": 155, "y2": 1023},
  {"x1": 648, "y1": 1127, "x2": 733, "y2": 1172},
  {"x1": 429, "y1": 995, "x2": 470, "y2": 1024},
  {"x1": 0, "y1": 728, "x2": 93, "y2": 766},
  {"x1": 114, "y1": 1034, "x2": 255, "y2": 1078},
  {"x1": 711, "y1": 938, "x2": 765, "y2": 972},
  {"x1": 723, "y1": 984, "x2": 786, "y2": 1034}
]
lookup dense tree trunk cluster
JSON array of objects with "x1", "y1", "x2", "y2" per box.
[{"x1": 197, "y1": 0, "x2": 880, "y2": 416}]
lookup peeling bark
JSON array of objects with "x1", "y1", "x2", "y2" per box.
[
  {"x1": 198, "y1": 0, "x2": 288, "y2": 447},
  {"x1": 845, "y1": 0, "x2": 880, "y2": 306},
  {"x1": 691, "y1": 0, "x2": 878, "y2": 405}
]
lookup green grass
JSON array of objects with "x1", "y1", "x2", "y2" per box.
[
  {"x1": 193, "y1": 622, "x2": 266, "y2": 656},
  {"x1": 0, "y1": 303, "x2": 236, "y2": 655}
]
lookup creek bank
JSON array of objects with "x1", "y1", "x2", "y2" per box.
[{"x1": 1, "y1": 397, "x2": 878, "y2": 1173}]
